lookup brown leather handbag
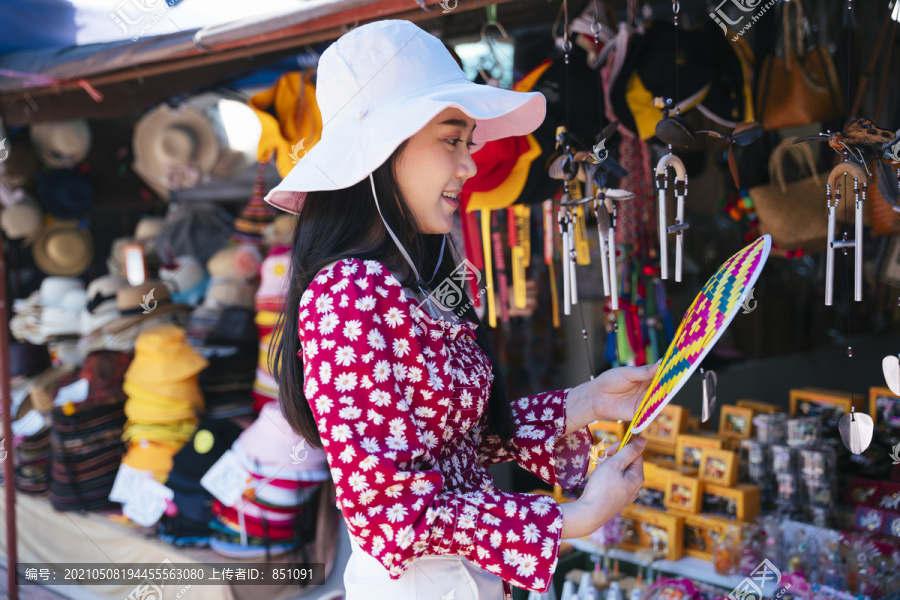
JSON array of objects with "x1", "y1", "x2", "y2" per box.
[
  {"x1": 751, "y1": 137, "x2": 857, "y2": 252},
  {"x1": 756, "y1": 1, "x2": 844, "y2": 131}
]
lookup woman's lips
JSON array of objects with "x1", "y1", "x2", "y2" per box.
[{"x1": 441, "y1": 193, "x2": 459, "y2": 209}]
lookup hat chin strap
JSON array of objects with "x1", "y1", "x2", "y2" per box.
[{"x1": 368, "y1": 174, "x2": 446, "y2": 317}]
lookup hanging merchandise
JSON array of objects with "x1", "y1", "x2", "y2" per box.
[
  {"x1": 822, "y1": 161, "x2": 866, "y2": 306},
  {"x1": 655, "y1": 150, "x2": 688, "y2": 282},
  {"x1": 700, "y1": 367, "x2": 717, "y2": 423},
  {"x1": 618, "y1": 234, "x2": 771, "y2": 447},
  {"x1": 756, "y1": 0, "x2": 844, "y2": 131},
  {"x1": 695, "y1": 121, "x2": 763, "y2": 190}
]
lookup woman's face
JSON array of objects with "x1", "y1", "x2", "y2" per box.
[{"x1": 395, "y1": 107, "x2": 478, "y2": 234}]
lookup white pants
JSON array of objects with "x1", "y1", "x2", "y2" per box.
[{"x1": 343, "y1": 537, "x2": 506, "y2": 600}]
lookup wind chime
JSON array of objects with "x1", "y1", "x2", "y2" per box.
[
  {"x1": 824, "y1": 160, "x2": 866, "y2": 306},
  {"x1": 656, "y1": 150, "x2": 689, "y2": 282}
]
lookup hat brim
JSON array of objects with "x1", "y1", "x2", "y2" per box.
[
  {"x1": 94, "y1": 303, "x2": 191, "y2": 336},
  {"x1": 32, "y1": 223, "x2": 94, "y2": 277},
  {"x1": 265, "y1": 80, "x2": 546, "y2": 214}
]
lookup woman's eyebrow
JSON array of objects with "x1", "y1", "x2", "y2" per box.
[{"x1": 438, "y1": 119, "x2": 477, "y2": 135}]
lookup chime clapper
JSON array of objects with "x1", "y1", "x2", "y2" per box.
[
  {"x1": 655, "y1": 152, "x2": 689, "y2": 282},
  {"x1": 585, "y1": 163, "x2": 612, "y2": 299},
  {"x1": 824, "y1": 159, "x2": 867, "y2": 305},
  {"x1": 604, "y1": 191, "x2": 634, "y2": 312}
]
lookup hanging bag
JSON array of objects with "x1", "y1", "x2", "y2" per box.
[
  {"x1": 756, "y1": 1, "x2": 844, "y2": 131},
  {"x1": 751, "y1": 137, "x2": 851, "y2": 252}
]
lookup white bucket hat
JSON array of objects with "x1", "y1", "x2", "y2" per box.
[
  {"x1": 265, "y1": 19, "x2": 546, "y2": 215},
  {"x1": 29, "y1": 119, "x2": 92, "y2": 169}
]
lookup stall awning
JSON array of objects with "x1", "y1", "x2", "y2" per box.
[{"x1": 0, "y1": 0, "x2": 508, "y2": 125}]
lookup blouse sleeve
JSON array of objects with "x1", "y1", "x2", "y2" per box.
[
  {"x1": 476, "y1": 390, "x2": 594, "y2": 490},
  {"x1": 298, "y1": 258, "x2": 566, "y2": 592}
]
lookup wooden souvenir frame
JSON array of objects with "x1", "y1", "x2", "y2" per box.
[
  {"x1": 643, "y1": 404, "x2": 688, "y2": 448},
  {"x1": 719, "y1": 406, "x2": 754, "y2": 440},
  {"x1": 698, "y1": 448, "x2": 738, "y2": 486},
  {"x1": 668, "y1": 510, "x2": 743, "y2": 561},
  {"x1": 664, "y1": 474, "x2": 702, "y2": 514},
  {"x1": 701, "y1": 483, "x2": 760, "y2": 522},
  {"x1": 789, "y1": 387, "x2": 852, "y2": 421},
  {"x1": 736, "y1": 399, "x2": 782, "y2": 414},
  {"x1": 869, "y1": 386, "x2": 900, "y2": 428},
  {"x1": 675, "y1": 434, "x2": 724, "y2": 469},
  {"x1": 620, "y1": 504, "x2": 684, "y2": 561},
  {"x1": 589, "y1": 419, "x2": 628, "y2": 447}
]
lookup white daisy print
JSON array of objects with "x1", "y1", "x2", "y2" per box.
[
  {"x1": 335, "y1": 372, "x2": 358, "y2": 393},
  {"x1": 372, "y1": 360, "x2": 391, "y2": 383},
  {"x1": 385, "y1": 504, "x2": 408, "y2": 523},
  {"x1": 318, "y1": 362, "x2": 332, "y2": 384},
  {"x1": 392, "y1": 338, "x2": 411, "y2": 357},
  {"x1": 315, "y1": 293, "x2": 333, "y2": 313},
  {"x1": 335, "y1": 345, "x2": 356, "y2": 366}
]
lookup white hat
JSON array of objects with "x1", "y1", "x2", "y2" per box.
[
  {"x1": 38, "y1": 277, "x2": 84, "y2": 307},
  {"x1": 265, "y1": 19, "x2": 546, "y2": 215},
  {"x1": 29, "y1": 119, "x2": 92, "y2": 169},
  {"x1": 0, "y1": 193, "x2": 43, "y2": 245},
  {"x1": 159, "y1": 254, "x2": 207, "y2": 295},
  {"x1": 133, "y1": 93, "x2": 262, "y2": 200},
  {"x1": 80, "y1": 275, "x2": 129, "y2": 336}
]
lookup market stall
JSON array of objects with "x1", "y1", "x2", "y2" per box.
[{"x1": 1, "y1": 0, "x2": 900, "y2": 599}]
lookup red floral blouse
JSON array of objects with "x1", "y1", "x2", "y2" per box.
[{"x1": 297, "y1": 258, "x2": 593, "y2": 593}]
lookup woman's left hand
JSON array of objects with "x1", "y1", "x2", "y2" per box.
[{"x1": 588, "y1": 361, "x2": 660, "y2": 423}]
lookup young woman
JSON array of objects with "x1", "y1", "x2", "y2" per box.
[{"x1": 267, "y1": 19, "x2": 656, "y2": 600}]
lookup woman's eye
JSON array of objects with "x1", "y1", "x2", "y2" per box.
[{"x1": 447, "y1": 139, "x2": 476, "y2": 149}]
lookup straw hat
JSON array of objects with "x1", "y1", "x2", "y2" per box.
[
  {"x1": 133, "y1": 93, "x2": 262, "y2": 200},
  {"x1": 32, "y1": 220, "x2": 94, "y2": 276},
  {"x1": 96, "y1": 281, "x2": 191, "y2": 335},
  {"x1": 30, "y1": 119, "x2": 92, "y2": 169},
  {"x1": 1, "y1": 193, "x2": 43, "y2": 245}
]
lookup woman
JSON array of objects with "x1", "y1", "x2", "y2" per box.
[{"x1": 267, "y1": 19, "x2": 656, "y2": 600}]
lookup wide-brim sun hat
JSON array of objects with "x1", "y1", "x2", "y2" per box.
[
  {"x1": 265, "y1": 19, "x2": 546, "y2": 214},
  {"x1": 32, "y1": 220, "x2": 94, "y2": 277}
]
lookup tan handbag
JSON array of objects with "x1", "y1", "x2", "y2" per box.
[
  {"x1": 756, "y1": 1, "x2": 843, "y2": 131},
  {"x1": 751, "y1": 137, "x2": 857, "y2": 253}
]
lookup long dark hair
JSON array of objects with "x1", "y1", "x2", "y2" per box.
[{"x1": 272, "y1": 140, "x2": 514, "y2": 449}]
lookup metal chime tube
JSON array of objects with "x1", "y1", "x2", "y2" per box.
[
  {"x1": 595, "y1": 199, "x2": 611, "y2": 297},
  {"x1": 569, "y1": 216, "x2": 578, "y2": 305},
  {"x1": 658, "y1": 183, "x2": 668, "y2": 280},
  {"x1": 675, "y1": 190, "x2": 685, "y2": 283},
  {"x1": 561, "y1": 213, "x2": 571, "y2": 316},
  {"x1": 855, "y1": 185, "x2": 864, "y2": 301},
  {"x1": 608, "y1": 203, "x2": 619, "y2": 311},
  {"x1": 825, "y1": 184, "x2": 836, "y2": 306}
]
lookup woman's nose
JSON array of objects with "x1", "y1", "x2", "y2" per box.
[{"x1": 457, "y1": 152, "x2": 477, "y2": 181}]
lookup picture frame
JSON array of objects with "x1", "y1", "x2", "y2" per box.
[
  {"x1": 664, "y1": 474, "x2": 702, "y2": 514},
  {"x1": 736, "y1": 399, "x2": 782, "y2": 414},
  {"x1": 869, "y1": 386, "x2": 900, "y2": 429},
  {"x1": 588, "y1": 419, "x2": 627, "y2": 447},
  {"x1": 698, "y1": 448, "x2": 738, "y2": 486},
  {"x1": 701, "y1": 483, "x2": 760, "y2": 521},
  {"x1": 643, "y1": 404, "x2": 688, "y2": 448},
  {"x1": 719, "y1": 406, "x2": 754, "y2": 439},
  {"x1": 789, "y1": 387, "x2": 852, "y2": 423},
  {"x1": 676, "y1": 434, "x2": 724, "y2": 469},
  {"x1": 620, "y1": 505, "x2": 684, "y2": 561}
]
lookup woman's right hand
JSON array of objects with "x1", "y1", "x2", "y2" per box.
[{"x1": 559, "y1": 437, "x2": 646, "y2": 540}]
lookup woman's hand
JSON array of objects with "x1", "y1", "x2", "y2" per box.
[
  {"x1": 559, "y1": 437, "x2": 646, "y2": 540},
  {"x1": 588, "y1": 361, "x2": 660, "y2": 423}
]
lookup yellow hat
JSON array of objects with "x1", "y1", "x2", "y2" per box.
[
  {"x1": 625, "y1": 73, "x2": 708, "y2": 141},
  {"x1": 121, "y1": 440, "x2": 177, "y2": 483},
  {"x1": 123, "y1": 378, "x2": 204, "y2": 405},
  {"x1": 465, "y1": 133, "x2": 542, "y2": 213},
  {"x1": 125, "y1": 325, "x2": 208, "y2": 385},
  {"x1": 122, "y1": 420, "x2": 198, "y2": 449},
  {"x1": 249, "y1": 71, "x2": 323, "y2": 179}
]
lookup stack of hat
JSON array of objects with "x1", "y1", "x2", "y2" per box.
[
  {"x1": 10, "y1": 277, "x2": 82, "y2": 346},
  {"x1": 229, "y1": 163, "x2": 278, "y2": 250},
  {"x1": 7, "y1": 343, "x2": 53, "y2": 494},
  {"x1": 158, "y1": 417, "x2": 244, "y2": 547},
  {"x1": 49, "y1": 350, "x2": 132, "y2": 512},
  {"x1": 209, "y1": 402, "x2": 329, "y2": 559},
  {"x1": 251, "y1": 249, "x2": 290, "y2": 412},
  {"x1": 79, "y1": 275, "x2": 129, "y2": 337},
  {"x1": 80, "y1": 281, "x2": 191, "y2": 355},
  {"x1": 120, "y1": 325, "x2": 208, "y2": 483}
]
